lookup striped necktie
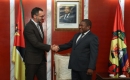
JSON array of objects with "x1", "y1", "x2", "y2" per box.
[{"x1": 37, "y1": 24, "x2": 43, "y2": 38}]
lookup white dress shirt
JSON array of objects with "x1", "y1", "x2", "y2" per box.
[{"x1": 76, "y1": 30, "x2": 90, "y2": 43}]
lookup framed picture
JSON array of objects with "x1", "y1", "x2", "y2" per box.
[{"x1": 54, "y1": 0, "x2": 82, "y2": 30}]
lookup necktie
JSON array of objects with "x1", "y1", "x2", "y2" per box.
[
  {"x1": 37, "y1": 24, "x2": 43, "y2": 38},
  {"x1": 64, "y1": 14, "x2": 68, "y2": 19},
  {"x1": 76, "y1": 33, "x2": 84, "y2": 44}
]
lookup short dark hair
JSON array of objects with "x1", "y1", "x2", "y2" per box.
[
  {"x1": 82, "y1": 19, "x2": 92, "y2": 28},
  {"x1": 31, "y1": 7, "x2": 43, "y2": 18}
]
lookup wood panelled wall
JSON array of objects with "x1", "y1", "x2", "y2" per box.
[
  {"x1": 89, "y1": 0, "x2": 118, "y2": 79},
  {"x1": 125, "y1": 0, "x2": 130, "y2": 58},
  {"x1": 0, "y1": 0, "x2": 130, "y2": 80},
  {"x1": 52, "y1": 0, "x2": 130, "y2": 80},
  {"x1": 0, "y1": 0, "x2": 10, "y2": 80}
]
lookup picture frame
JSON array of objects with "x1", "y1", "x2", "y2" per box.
[{"x1": 54, "y1": 0, "x2": 82, "y2": 30}]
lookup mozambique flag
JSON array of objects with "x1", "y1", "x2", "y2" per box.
[
  {"x1": 12, "y1": 0, "x2": 25, "y2": 80},
  {"x1": 108, "y1": 2, "x2": 129, "y2": 76}
]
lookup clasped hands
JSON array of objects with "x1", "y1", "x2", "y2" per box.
[{"x1": 51, "y1": 44, "x2": 59, "y2": 52}]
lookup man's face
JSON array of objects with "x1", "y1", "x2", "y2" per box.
[
  {"x1": 79, "y1": 21, "x2": 90, "y2": 33},
  {"x1": 35, "y1": 11, "x2": 45, "y2": 23},
  {"x1": 64, "y1": 6, "x2": 71, "y2": 14}
]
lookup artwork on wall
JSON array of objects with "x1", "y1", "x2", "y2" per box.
[{"x1": 54, "y1": 0, "x2": 82, "y2": 30}]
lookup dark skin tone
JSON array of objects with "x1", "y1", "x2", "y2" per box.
[
  {"x1": 79, "y1": 21, "x2": 90, "y2": 33},
  {"x1": 79, "y1": 21, "x2": 93, "y2": 75},
  {"x1": 53, "y1": 21, "x2": 94, "y2": 75}
]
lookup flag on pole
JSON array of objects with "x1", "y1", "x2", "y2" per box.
[
  {"x1": 12, "y1": 0, "x2": 25, "y2": 80},
  {"x1": 108, "y1": 2, "x2": 130, "y2": 76}
]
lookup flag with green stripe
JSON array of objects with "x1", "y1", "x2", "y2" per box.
[{"x1": 108, "y1": 2, "x2": 130, "y2": 76}]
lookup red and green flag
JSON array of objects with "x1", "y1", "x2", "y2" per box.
[
  {"x1": 12, "y1": 0, "x2": 25, "y2": 80},
  {"x1": 108, "y1": 2, "x2": 130, "y2": 76}
]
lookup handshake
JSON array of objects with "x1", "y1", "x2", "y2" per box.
[{"x1": 51, "y1": 44, "x2": 59, "y2": 52}]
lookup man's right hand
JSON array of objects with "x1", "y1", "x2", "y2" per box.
[{"x1": 51, "y1": 44, "x2": 59, "y2": 52}]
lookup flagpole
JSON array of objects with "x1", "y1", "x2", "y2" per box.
[
  {"x1": 108, "y1": 0, "x2": 129, "y2": 78},
  {"x1": 118, "y1": 0, "x2": 128, "y2": 78},
  {"x1": 119, "y1": 0, "x2": 124, "y2": 21}
]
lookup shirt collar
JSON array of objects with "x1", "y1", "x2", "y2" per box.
[
  {"x1": 31, "y1": 19, "x2": 38, "y2": 26},
  {"x1": 83, "y1": 30, "x2": 90, "y2": 35}
]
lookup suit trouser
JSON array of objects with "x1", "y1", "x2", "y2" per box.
[
  {"x1": 25, "y1": 62, "x2": 46, "y2": 80},
  {"x1": 72, "y1": 69, "x2": 92, "y2": 80}
]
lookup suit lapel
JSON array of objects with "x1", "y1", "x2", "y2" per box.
[
  {"x1": 73, "y1": 33, "x2": 80, "y2": 47},
  {"x1": 74, "y1": 31, "x2": 91, "y2": 47},
  {"x1": 30, "y1": 20, "x2": 44, "y2": 40}
]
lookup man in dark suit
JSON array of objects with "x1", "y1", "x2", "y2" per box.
[
  {"x1": 53, "y1": 19, "x2": 99, "y2": 80},
  {"x1": 23, "y1": 7, "x2": 52, "y2": 80},
  {"x1": 59, "y1": 6, "x2": 76, "y2": 23}
]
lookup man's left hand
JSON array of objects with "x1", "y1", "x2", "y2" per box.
[{"x1": 86, "y1": 69, "x2": 93, "y2": 75}]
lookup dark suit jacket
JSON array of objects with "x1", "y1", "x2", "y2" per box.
[
  {"x1": 59, "y1": 13, "x2": 76, "y2": 23},
  {"x1": 23, "y1": 20, "x2": 50, "y2": 64},
  {"x1": 59, "y1": 31, "x2": 99, "y2": 71}
]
